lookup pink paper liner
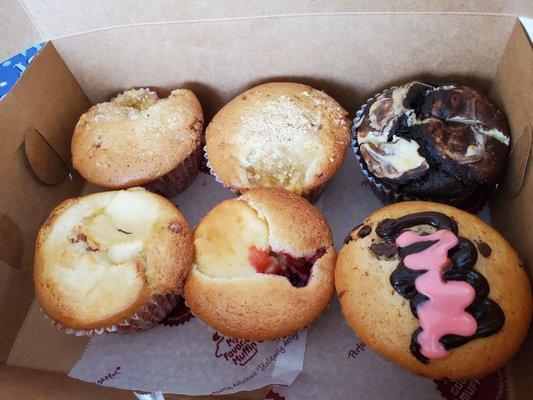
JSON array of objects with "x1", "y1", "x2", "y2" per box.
[
  {"x1": 50, "y1": 293, "x2": 178, "y2": 336},
  {"x1": 204, "y1": 144, "x2": 329, "y2": 203},
  {"x1": 143, "y1": 144, "x2": 202, "y2": 198}
]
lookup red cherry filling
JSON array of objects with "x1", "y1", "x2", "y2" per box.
[{"x1": 248, "y1": 246, "x2": 326, "y2": 287}]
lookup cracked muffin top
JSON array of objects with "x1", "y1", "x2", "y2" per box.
[
  {"x1": 184, "y1": 188, "x2": 336, "y2": 340},
  {"x1": 72, "y1": 88, "x2": 203, "y2": 189},
  {"x1": 34, "y1": 188, "x2": 194, "y2": 330},
  {"x1": 205, "y1": 82, "x2": 350, "y2": 199}
]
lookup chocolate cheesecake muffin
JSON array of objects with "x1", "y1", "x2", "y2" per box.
[
  {"x1": 336, "y1": 201, "x2": 531, "y2": 379},
  {"x1": 352, "y1": 82, "x2": 511, "y2": 210}
]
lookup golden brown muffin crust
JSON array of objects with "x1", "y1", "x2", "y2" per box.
[
  {"x1": 34, "y1": 188, "x2": 194, "y2": 330},
  {"x1": 72, "y1": 88, "x2": 203, "y2": 188},
  {"x1": 336, "y1": 201, "x2": 532, "y2": 380}
]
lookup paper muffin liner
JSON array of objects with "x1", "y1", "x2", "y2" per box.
[
  {"x1": 204, "y1": 144, "x2": 329, "y2": 203},
  {"x1": 143, "y1": 144, "x2": 202, "y2": 198},
  {"x1": 351, "y1": 85, "x2": 490, "y2": 212},
  {"x1": 50, "y1": 292, "x2": 179, "y2": 336},
  {"x1": 351, "y1": 85, "x2": 409, "y2": 205}
]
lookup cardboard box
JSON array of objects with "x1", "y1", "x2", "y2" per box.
[{"x1": 1, "y1": 2, "x2": 531, "y2": 398}]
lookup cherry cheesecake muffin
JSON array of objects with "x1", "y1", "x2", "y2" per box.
[
  {"x1": 205, "y1": 82, "x2": 351, "y2": 201},
  {"x1": 72, "y1": 88, "x2": 204, "y2": 197},
  {"x1": 336, "y1": 201, "x2": 531, "y2": 379},
  {"x1": 352, "y1": 82, "x2": 511, "y2": 211},
  {"x1": 184, "y1": 188, "x2": 336, "y2": 340},
  {"x1": 34, "y1": 188, "x2": 194, "y2": 335}
]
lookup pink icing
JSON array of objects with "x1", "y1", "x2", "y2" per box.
[{"x1": 396, "y1": 230, "x2": 477, "y2": 359}]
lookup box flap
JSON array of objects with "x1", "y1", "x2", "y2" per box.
[
  {"x1": 489, "y1": 20, "x2": 533, "y2": 400},
  {"x1": 0, "y1": 42, "x2": 90, "y2": 362}
]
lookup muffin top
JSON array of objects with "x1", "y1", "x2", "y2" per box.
[
  {"x1": 354, "y1": 82, "x2": 510, "y2": 206},
  {"x1": 72, "y1": 88, "x2": 203, "y2": 188},
  {"x1": 34, "y1": 188, "x2": 194, "y2": 330},
  {"x1": 336, "y1": 201, "x2": 531, "y2": 379},
  {"x1": 205, "y1": 82, "x2": 350, "y2": 196},
  {"x1": 184, "y1": 188, "x2": 336, "y2": 340}
]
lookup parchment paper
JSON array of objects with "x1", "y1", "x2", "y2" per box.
[{"x1": 69, "y1": 151, "x2": 507, "y2": 399}]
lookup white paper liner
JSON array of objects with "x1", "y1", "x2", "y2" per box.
[{"x1": 51, "y1": 293, "x2": 178, "y2": 336}]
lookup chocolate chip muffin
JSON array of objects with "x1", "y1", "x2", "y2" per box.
[
  {"x1": 205, "y1": 82, "x2": 351, "y2": 201},
  {"x1": 184, "y1": 188, "x2": 336, "y2": 340},
  {"x1": 336, "y1": 201, "x2": 531, "y2": 379},
  {"x1": 352, "y1": 82, "x2": 511, "y2": 210},
  {"x1": 72, "y1": 88, "x2": 204, "y2": 198}
]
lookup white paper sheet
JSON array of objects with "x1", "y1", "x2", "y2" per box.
[
  {"x1": 69, "y1": 171, "x2": 307, "y2": 395},
  {"x1": 69, "y1": 151, "x2": 509, "y2": 399}
]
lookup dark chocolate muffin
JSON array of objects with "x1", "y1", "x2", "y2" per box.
[{"x1": 352, "y1": 82, "x2": 511, "y2": 211}]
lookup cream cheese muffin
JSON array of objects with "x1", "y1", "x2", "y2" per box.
[
  {"x1": 352, "y1": 82, "x2": 511, "y2": 210},
  {"x1": 72, "y1": 88, "x2": 203, "y2": 197},
  {"x1": 205, "y1": 82, "x2": 351, "y2": 201},
  {"x1": 336, "y1": 201, "x2": 531, "y2": 379},
  {"x1": 184, "y1": 188, "x2": 336, "y2": 340},
  {"x1": 34, "y1": 188, "x2": 194, "y2": 335}
]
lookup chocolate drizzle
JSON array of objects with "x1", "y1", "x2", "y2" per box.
[{"x1": 376, "y1": 211, "x2": 505, "y2": 364}]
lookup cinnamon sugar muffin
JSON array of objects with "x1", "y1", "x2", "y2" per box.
[
  {"x1": 205, "y1": 82, "x2": 350, "y2": 201},
  {"x1": 352, "y1": 82, "x2": 511, "y2": 210},
  {"x1": 184, "y1": 188, "x2": 336, "y2": 340},
  {"x1": 34, "y1": 188, "x2": 194, "y2": 335},
  {"x1": 336, "y1": 201, "x2": 531, "y2": 379},
  {"x1": 72, "y1": 88, "x2": 203, "y2": 197}
]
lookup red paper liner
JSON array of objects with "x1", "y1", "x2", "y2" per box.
[
  {"x1": 143, "y1": 145, "x2": 202, "y2": 198},
  {"x1": 50, "y1": 293, "x2": 178, "y2": 336}
]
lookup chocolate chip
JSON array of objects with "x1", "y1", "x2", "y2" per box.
[
  {"x1": 168, "y1": 222, "x2": 182, "y2": 233},
  {"x1": 370, "y1": 242, "x2": 398, "y2": 259},
  {"x1": 477, "y1": 241, "x2": 492, "y2": 258},
  {"x1": 358, "y1": 225, "x2": 372, "y2": 238},
  {"x1": 70, "y1": 233, "x2": 87, "y2": 243}
]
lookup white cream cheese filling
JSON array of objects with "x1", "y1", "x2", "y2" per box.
[{"x1": 42, "y1": 190, "x2": 166, "y2": 323}]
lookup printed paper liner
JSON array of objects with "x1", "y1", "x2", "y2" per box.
[{"x1": 50, "y1": 293, "x2": 178, "y2": 336}]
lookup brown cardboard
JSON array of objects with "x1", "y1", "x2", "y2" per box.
[
  {"x1": 0, "y1": 43, "x2": 89, "y2": 362},
  {"x1": 0, "y1": 5, "x2": 532, "y2": 400},
  {"x1": 0, "y1": 0, "x2": 43, "y2": 61},
  {"x1": 49, "y1": 13, "x2": 517, "y2": 114},
  {"x1": 490, "y1": 21, "x2": 533, "y2": 400},
  {"x1": 17, "y1": 0, "x2": 533, "y2": 40},
  {"x1": 24, "y1": 127, "x2": 70, "y2": 185}
]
